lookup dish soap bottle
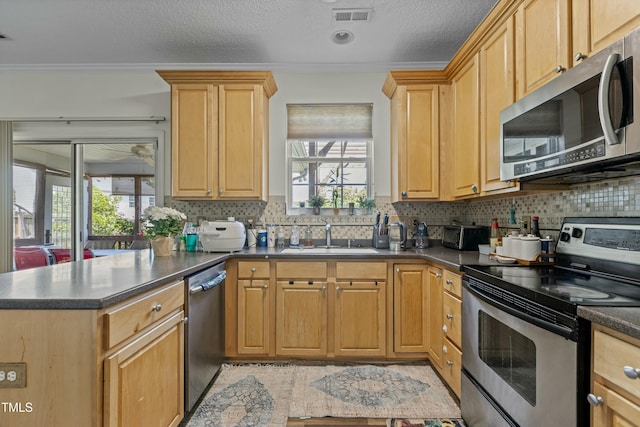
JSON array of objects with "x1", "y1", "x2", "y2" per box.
[
  {"x1": 290, "y1": 222, "x2": 300, "y2": 247},
  {"x1": 304, "y1": 225, "x2": 314, "y2": 247}
]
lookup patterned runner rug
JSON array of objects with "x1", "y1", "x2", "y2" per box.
[
  {"x1": 186, "y1": 363, "x2": 461, "y2": 427},
  {"x1": 289, "y1": 364, "x2": 461, "y2": 419}
]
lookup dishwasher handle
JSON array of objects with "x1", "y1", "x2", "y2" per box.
[{"x1": 189, "y1": 270, "x2": 226, "y2": 295}]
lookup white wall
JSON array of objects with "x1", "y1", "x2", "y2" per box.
[{"x1": 0, "y1": 70, "x2": 392, "y2": 196}]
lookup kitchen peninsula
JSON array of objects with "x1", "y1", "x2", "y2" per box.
[{"x1": 0, "y1": 245, "x2": 482, "y2": 427}]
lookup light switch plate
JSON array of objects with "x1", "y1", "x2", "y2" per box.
[{"x1": 521, "y1": 215, "x2": 531, "y2": 235}]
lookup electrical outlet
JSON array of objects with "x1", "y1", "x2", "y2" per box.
[
  {"x1": 521, "y1": 215, "x2": 531, "y2": 235},
  {"x1": 0, "y1": 363, "x2": 27, "y2": 388}
]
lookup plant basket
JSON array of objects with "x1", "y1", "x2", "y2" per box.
[{"x1": 150, "y1": 236, "x2": 174, "y2": 256}]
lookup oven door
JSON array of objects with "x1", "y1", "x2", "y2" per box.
[{"x1": 462, "y1": 283, "x2": 577, "y2": 426}]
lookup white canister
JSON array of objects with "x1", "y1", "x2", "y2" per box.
[
  {"x1": 267, "y1": 224, "x2": 276, "y2": 248},
  {"x1": 247, "y1": 228, "x2": 257, "y2": 248},
  {"x1": 502, "y1": 235, "x2": 513, "y2": 258},
  {"x1": 520, "y1": 235, "x2": 541, "y2": 261},
  {"x1": 509, "y1": 235, "x2": 523, "y2": 260}
]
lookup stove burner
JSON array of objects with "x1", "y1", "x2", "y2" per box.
[{"x1": 540, "y1": 284, "x2": 611, "y2": 300}]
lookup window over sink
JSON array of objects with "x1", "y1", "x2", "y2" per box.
[{"x1": 286, "y1": 104, "x2": 373, "y2": 214}]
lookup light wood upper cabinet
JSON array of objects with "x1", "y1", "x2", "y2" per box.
[
  {"x1": 515, "y1": 0, "x2": 571, "y2": 98},
  {"x1": 572, "y1": 0, "x2": 640, "y2": 66},
  {"x1": 393, "y1": 263, "x2": 429, "y2": 354},
  {"x1": 383, "y1": 72, "x2": 445, "y2": 202},
  {"x1": 480, "y1": 15, "x2": 519, "y2": 194},
  {"x1": 451, "y1": 54, "x2": 481, "y2": 198},
  {"x1": 157, "y1": 71, "x2": 276, "y2": 201}
]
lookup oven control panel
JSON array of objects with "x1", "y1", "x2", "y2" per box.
[{"x1": 557, "y1": 219, "x2": 640, "y2": 265}]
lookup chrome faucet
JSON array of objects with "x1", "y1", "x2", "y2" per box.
[{"x1": 323, "y1": 219, "x2": 331, "y2": 247}]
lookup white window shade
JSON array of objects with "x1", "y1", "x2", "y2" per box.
[{"x1": 287, "y1": 104, "x2": 373, "y2": 140}]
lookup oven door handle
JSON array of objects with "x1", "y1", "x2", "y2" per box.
[{"x1": 465, "y1": 281, "x2": 575, "y2": 340}]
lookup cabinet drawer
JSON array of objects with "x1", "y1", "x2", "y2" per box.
[
  {"x1": 443, "y1": 292, "x2": 462, "y2": 349},
  {"x1": 238, "y1": 261, "x2": 270, "y2": 279},
  {"x1": 442, "y1": 337, "x2": 462, "y2": 397},
  {"x1": 276, "y1": 261, "x2": 327, "y2": 279},
  {"x1": 104, "y1": 281, "x2": 184, "y2": 349},
  {"x1": 593, "y1": 328, "x2": 640, "y2": 398},
  {"x1": 443, "y1": 270, "x2": 462, "y2": 298},
  {"x1": 336, "y1": 262, "x2": 386, "y2": 280}
]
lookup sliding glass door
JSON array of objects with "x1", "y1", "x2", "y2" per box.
[{"x1": 12, "y1": 139, "x2": 157, "y2": 268}]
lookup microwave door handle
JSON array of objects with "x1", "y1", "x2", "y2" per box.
[{"x1": 598, "y1": 52, "x2": 622, "y2": 145}]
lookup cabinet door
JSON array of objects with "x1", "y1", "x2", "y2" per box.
[
  {"x1": 104, "y1": 311, "x2": 185, "y2": 427},
  {"x1": 591, "y1": 381, "x2": 640, "y2": 427},
  {"x1": 237, "y1": 279, "x2": 271, "y2": 355},
  {"x1": 171, "y1": 84, "x2": 218, "y2": 198},
  {"x1": 334, "y1": 281, "x2": 386, "y2": 357},
  {"x1": 276, "y1": 280, "x2": 327, "y2": 357},
  {"x1": 428, "y1": 267, "x2": 443, "y2": 368},
  {"x1": 515, "y1": 0, "x2": 571, "y2": 98},
  {"x1": 393, "y1": 264, "x2": 429, "y2": 353},
  {"x1": 452, "y1": 55, "x2": 480, "y2": 198},
  {"x1": 573, "y1": 0, "x2": 640, "y2": 66},
  {"x1": 392, "y1": 85, "x2": 440, "y2": 201},
  {"x1": 480, "y1": 16, "x2": 518, "y2": 194},
  {"x1": 218, "y1": 84, "x2": 266, "y2": 200}
]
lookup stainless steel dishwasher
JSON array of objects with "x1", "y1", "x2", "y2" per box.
[{"x1": 185, "y1": 262, "x2": 226, "y2": 412}]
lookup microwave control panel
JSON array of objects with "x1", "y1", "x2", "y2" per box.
[{"x1": 514, "y1": 140, "x2": 605, "y2": 176}]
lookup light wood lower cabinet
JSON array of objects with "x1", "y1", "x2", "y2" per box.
[
  {"x1": 276, "y1": 280, "x2": 328, "y2": 357},
  {"x1": 393, "y1": 263, "x2": 429, "y2": 354},
  {"x1": 590, "y1": 325, "x2": 640, "y2": 427},
  {"x1": 236, "y1": 260, "x2": 272, "y2": 355},
  {"x1": 104, "y1": 311, "x2": 184, "y2": 427},
  {"x1": 440, "y1": 270, "x2": 463, "y2": 397},
  {"x1": 334, "y1": 261, "x2": 387, "y2": 357},
  {"x1": 427, "y1": 267, "x2": 443, "y2": 368}
]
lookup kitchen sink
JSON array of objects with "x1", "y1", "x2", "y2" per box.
[{"x1": 280, "y1": 247, "x2": 378, "y2": 255}]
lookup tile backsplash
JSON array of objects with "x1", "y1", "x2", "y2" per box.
[{"x1": 167, "y1": 176, "x2": 640, "y2": 243}]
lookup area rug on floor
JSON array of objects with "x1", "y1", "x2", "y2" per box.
[
  {"x1": 289, "y1": 364, "x2": 461, "y2": 419},
  {"x1": 388, "y1": 419, "x2": 466, "y2": 427},
  {"x1": 186, "y1": 364, "x2": 295, "y2": 427}
]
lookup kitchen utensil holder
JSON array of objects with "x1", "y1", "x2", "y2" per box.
[{"x1": 373, "y1": 234, "x2": 389, "y2": 249}]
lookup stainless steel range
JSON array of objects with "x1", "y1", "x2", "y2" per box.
[{"x1": 461, "y1": 217, "x2": 640, "y2": 426}]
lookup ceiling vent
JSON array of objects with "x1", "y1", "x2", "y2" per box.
[{"x1": 332, "y1": 8, "x2": 373, "y2": 22}]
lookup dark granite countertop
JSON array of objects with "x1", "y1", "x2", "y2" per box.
[
  {"x1": 577, "y1": 306, "x2": 640, "y2": 340},
  {"x1": 0, "y1": 243, "x2": 490, "y2": 310}
]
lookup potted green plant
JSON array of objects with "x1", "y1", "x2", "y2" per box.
[
  {"x1": 308, "y1": 194, "x2": 326, "y2": 215},
  {"x1": 357, "y1": 195, "x2": 376, "y2": 215}
]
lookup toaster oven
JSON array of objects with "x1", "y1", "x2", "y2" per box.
[{"x1": 442, "y1": 225, "x2": 489, "y2": 251}]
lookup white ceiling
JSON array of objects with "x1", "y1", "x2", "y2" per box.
[{"x1": 0, "y1": 0, "x2": 498, "y2": 72}]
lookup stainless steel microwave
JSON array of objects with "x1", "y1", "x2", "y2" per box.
[{"x1": 500, "y1": 28, "x2": 640, "y2": 183}]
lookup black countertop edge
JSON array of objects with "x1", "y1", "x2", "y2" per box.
[{"x1": 577, "y1": 306, "x2": 640, "y2": 341}]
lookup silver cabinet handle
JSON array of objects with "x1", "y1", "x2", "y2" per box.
[
  {"x1": 206, "y1": 189, "x2": 212, "y2": 194},
  {"x1": 446, "y1": 361, "x2": 454, "y2": 367},
  {"x1": 251, "y1": 267, "x2": 256, "y2": 273},
  {"x1": 218, "y1": 189, "x2": 223, "y2": 194},
  {"x1": 435, "y1": 273, "x2": 442, "y2": 278},
  {"x1": 575, "y1": 52, "x2": 587, "y2": 62},
  {"x1": 182, "y1": 317, "x2": 189, "y2": 324},
  {"x1": 445, "y1": 279, "x2": 453, "y2": 285},
  {"x1": 396, "y1": 268, "x2": 400, "y2": 273},
  {"x1": 442, "y1": 345, "x2": 448, "y2": 354},
  {"x1": 587, "y1": 393, "x2": 604, "y2": 407},
  {"x1": 446, "y1": 313, "x2": 454, "y2": 319},
  {"x1": 442, "y1": 324, "x2": 448, "y2": 333},
  {"x1": 263, "y1": 284, "x2": 268, "y2": 289},
  {"x1": 623, "y1": 366, "x2": 640, "y2": 379},
  {"x1": 151, "y1": 304, "x2": 162, "y2": 312},
  {"x1": 470, "y1": 184, "x2": 478, "y2": 194},
  {"x1": 555, "y1": 65, "x2": 566, "y2": 73},
  {"x1": 336, "y1": 286, "x2": 340, "y2": 291}
]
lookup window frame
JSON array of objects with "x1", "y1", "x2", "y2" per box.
[{"x1": 286, "y1": 139, "x2": 373, "y2": 215}]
